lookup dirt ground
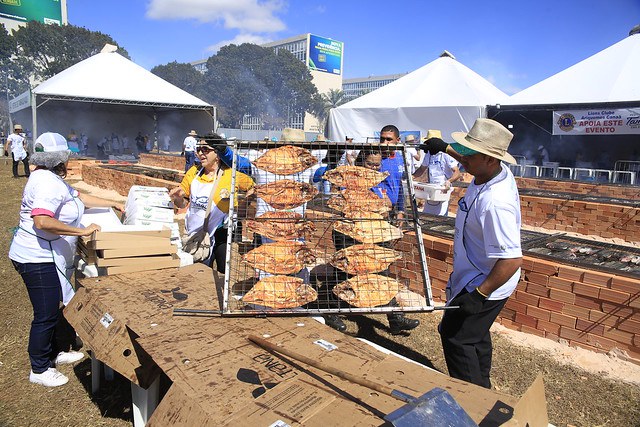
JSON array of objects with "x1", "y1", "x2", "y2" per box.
[{"x1": 0, "y1": 160, "x2": 639, "y2": 427}]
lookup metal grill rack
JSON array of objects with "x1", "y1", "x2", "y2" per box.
[{"x1": 214, "y1": 139, "x2": 435, "y2": 315}]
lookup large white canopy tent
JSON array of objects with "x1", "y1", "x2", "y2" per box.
[
  {"x1": 11, "y1": 48, "x2": 215, "y2": 153},
  {"x1": 327, "y1": 51, "x2": 508, "y2": 143},
  {"x1": 489, "y1": 29, "x2": 640, "y2": 167}
]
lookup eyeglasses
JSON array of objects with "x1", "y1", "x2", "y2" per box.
[{"x1": 196, "y1": 146, "x2": 215, "y2": 154}]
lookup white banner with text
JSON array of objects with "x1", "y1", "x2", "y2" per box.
[{"x1": 552, "y1": 108, "x2": 640, "y2": 135}]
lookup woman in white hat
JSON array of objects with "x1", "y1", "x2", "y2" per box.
[
  {"x1": 9, "y1": 133, "x2": 124, "y2": 387},
  {"x1": 5, "y1": 124, "x2": 30, "y2": 178}
]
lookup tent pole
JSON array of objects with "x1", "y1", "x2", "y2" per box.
[{"x1": 31, "y1": 90, "x2": 37, "y2": 149}]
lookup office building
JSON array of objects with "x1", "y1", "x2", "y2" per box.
[{"x1": 342, "y1": 73, "x2": 408, "y2": 102}]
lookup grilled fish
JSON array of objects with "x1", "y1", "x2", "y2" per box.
[
  {"x1": 330, "y1": 244, "x2": 402, "y2": 275},
  {"x1": 243, "y1": 241, "x2": 316, "y2": 274},
  {"x1": 333, "y1": 274, "x2": 403, "y2": 308},
  {"x1": 323, "y1": 166, "x2": 389, "y2": 190},
  {"x1": 256, "y1": 180, "x2": 318, "y2": 210},
  {"x1": 333, "y1": 219, "x2": 403, "y2": 244},
  {"x1": 246, "y1": 211, "x2": 316, "y2": 241},
  {"x1": 242, "y1": 276, "x2": 318, "y2": 309},
  {"x1": 252, "y1": 145, "x2": 318, "y2": 175},
  {"x1": 328, "y1": 189, "x2": 392, "y2": 215}
]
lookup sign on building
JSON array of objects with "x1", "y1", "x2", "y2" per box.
[
  {"x1": 307, "y1": 34, "x2": 343, "y2": 75},
  {"x1": 0, "y1": 0, "x2": 65, "y2": 26}
]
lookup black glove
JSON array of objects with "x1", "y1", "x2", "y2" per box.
[
  {"x1": 180, "y1": 151, "x2": 185, "y2": 156},
  {"x1": 420, "y1": 137, "x2": 448, "y2": 155},
  {"x1": 450, "y1": 289, "x2": 486, "y2": 316}
]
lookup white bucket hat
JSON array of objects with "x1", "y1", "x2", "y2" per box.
[
  {"x1": 450, "y1": 118, "x2": 516, "y2": 164},
  {"x1": 32, "y1": 132, "x2": 70, "y2": 168}
]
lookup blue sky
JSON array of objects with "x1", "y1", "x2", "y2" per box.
[{"x1": 67, "y1": 0, "x2": 639, "y2": 95}]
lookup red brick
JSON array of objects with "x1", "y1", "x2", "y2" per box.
[
  {"x1": 499, "y1": 307, "x2": 517, "y2": 321},
  {"x1": 428, "y1": 258, "x2": 450, "y2": 272},
  {"x1": 525, "y1": 271, "x2": 549, "y2": 286},
  {"x1": 521, "y1": 258, "x2": 535, "y2": 272},
  {"x1": 601, "y1": 301, "x2": 635, "y2": 318},
  {"x1": 505, "y1": 299, "x2": 527, "y2": 314},
  {"x1": 610, "y1": 275, "x2": 640, "y2": 294},
  {"x1": 547, "y1": 276, "x2": 574, "y2": 292},
  {"x1": 526, "y1": 305, "x2": 551, "y2": 321},
  {"x1": 586, "y1": 333, "x2": 618, "y2": 351},
  {"x1": 526, "y1": 282, "x2": 550, "y2": 298},
  {"x1": 498, "y1": 318, "x2": 518, "y2": 329},
  {"x1": 598, "y1": 287, "x2": 632, "y2": 305},
  {"x1": 575, "y1": 318, "x2": 605, "y2": 335},
  {"x1": 588, "y1": 309, "x2": 620, "y2": 327},
  {"x1": 573, "y1": 294, "x2": 601, "y2": 310},
  {"x1": 558, "y1": 265, "x2": 584, "y2": 281},
  {"x1": 617, "y1": 318, "x2": 640, "y2": 335},
  {"x1": 563, "y1": 303, "x2": 591, "y2": 320},
  {"x1": 582, "y1": 271, "x2": 613, "y2": 287},
  {"x1": 549, "y1": 288, "x2": 575, "y2": 305},
  {"x1": 514, "y1": 290, "x2": 540, "y2": 307},
  {"x1": 628, "y1": 296, "x2": 640, "y2": 310},
  {"x1": 532, "y1": 259, "x2": 559, "y2": 276},
  {"x1": 573, "y1": 282, "x2": 601, "y2": 298},
  {"x1": 432, "y1": 239, "x2": 453, "y2": 254},
  {"x1": 559, "y1": 326, "x2": 585, "y2": 341},
  {"x1": 603, "y1": 327, "x2": 634, "y2": 345},
  {"x1": 537, "y1": 319, "x2": 561, "y2": 335},
  {"x1": 520, "y1": 324, "x2": 545, "y2": 337},
  {"x1": 538, "y1": 296, "x2": 564, "y2": 312},
  {"x1": 550, "y1": 312, "x2": 577, "y2": 328},
  {"x1": 515, "y1": 312, "x2": 538, "y2": 328}
]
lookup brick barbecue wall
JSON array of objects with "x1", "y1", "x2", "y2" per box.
[
  {"x1": 515, "y1": 177, "x2": 640, "y2": 201},
  {"x1": 391, "y1": 232, "x2": 640, "y2": 362},
  {"x1": 448, "y1": 187, "x2": 639, "y2": 243},
  {"x1": 139, "y1": 153, "x2": 185, "y2": 171},
  {"x1": 82, "y1": 164, "x2": 183, "y2": 197}
]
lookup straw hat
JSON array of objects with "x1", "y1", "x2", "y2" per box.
[
  {"x1": 188, "y1": 130, "x2": 198, "y2": 136},
  {"x1": 405, "y1": 134, "x2": 417, "y2": 143},
  {"x1": 450, "y1": 119, "x2": 516, "y2": 164},
  {"x1": 14, "y1": 124, "x2": 23, "y2": 131},
  {"x1": 280, "y1": 128, "x2": 305, "y2": 142},
  {"x1": 424, "y1": 129, "x2": 442, "y2": 140}
]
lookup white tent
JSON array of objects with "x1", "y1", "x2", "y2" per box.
[
  {"x1": 505, "y1": 31, "x2": 640, "y2": 106},
  {"x1": 327, "y1": 52, "x2": 508, "y2": 142},
  {"x1": 12, "y1": 49, "x2": 215, "y2": 153}
]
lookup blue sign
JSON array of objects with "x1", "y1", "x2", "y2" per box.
[{"x1": 308, "y1": 34, "x2": 343, "y2": 75}]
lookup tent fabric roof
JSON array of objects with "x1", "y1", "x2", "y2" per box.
[
  {"x1": 505, "y1": 33, "x2": 640, "y2": 106},
  {"x1": 338, "y1": 54, "x2": 508, "y2": 109},
  {"x1": 33, "y1": 51, "x2": 211, "y2": 109}
]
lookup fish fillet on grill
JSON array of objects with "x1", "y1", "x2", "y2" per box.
[
  {"x1": 328, "y1": 189, "x2": 392, "y2": 215},
  {"x1": 333, "y1": 219, "x2": 403, "y2": 244},
  {"x1": 246, "y1": 211, "x2": 315, "y2": 241},
  {"x1": 252, "y1": 145, "x2": 318, "y2": 175},
  {"x1": 323, "y1": 166, "x2": 389, "y2": 189},
  {"x1": 256, "y1": 180, "x2": 318, "y2": 210},
  {"x1": 243, "y1": 241, "x2": 316, "y2": 274},
  {"x1": 333, "y1": 274, "x2": 403, "y2": 308},
  {"x1": 330, "y1": 244, "x2": 402, "y2": 275},
  {"x1": 242, "y1": 276, "x2": 318, "y2": 309}
]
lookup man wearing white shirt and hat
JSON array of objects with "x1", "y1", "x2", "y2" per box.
[
  {"x1": 6, "y1": 124, "x2": 30, "y2": 178},
  {"x1": 183, "y1": 129, "x2": 198, "y2": 172},
  {"x1": 421, "y1": 118, "x2": 522, "y2": 389}
]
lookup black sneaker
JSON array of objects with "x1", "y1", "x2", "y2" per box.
[
  {"x1": 388, "y1": 313, "x2": 420, "y2": 335},
  {"x1": 324, "y1": 314, "x2": 346, "y2": 332}
]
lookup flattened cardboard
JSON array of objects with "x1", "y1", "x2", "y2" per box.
[
  {"x1": 82, "y1": 228, "x2": 172, "y2": 244},
  {"x1": 103, "y1": 259, "x2": 180, "y2": 275},
  {"x1": 64, "y1": 264, "x2": 216, "y2": 387},
  {"x1": 502, "y1": 373, "x2": 548, "y2": 427},
  {"x1": 99, "y1": 244, "x2": 177, "y2": 259}
]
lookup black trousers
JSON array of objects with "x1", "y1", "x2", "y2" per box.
[
  {"x1": 211, "y1": 227, "x2": 229, "y2": 274},
  {"x1": 12, "y1": 153, "x2": 30, "y2": 177},
  {"x1": 439, "y1": 290, "x2": 508, "y2": 388}
]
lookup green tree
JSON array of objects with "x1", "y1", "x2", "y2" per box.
[
  {"x1": 312, "y1": 88, "x2": 347, "y2": 133},
  {"x1": 11, "y1": 21, "x2": 128, "y2": 85},
  {"x1": 151, "y1": 61, "x2": 206, "y2": 100},
  {"x1": 201, "y1": 43, "x2": 318, "y2": 128}
]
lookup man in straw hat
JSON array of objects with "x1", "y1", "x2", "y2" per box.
[
  {"x1": 421, "y1": 118, "x2": 522, "y2": 388},
  {"x1": 412, "y1": 129, "x2": 461, "y2": 216},
  {"x1": 182, "y1": 129, "x2": 199, "y2": 172},
  {"x1": 5, "y1": 124, "x2": 30, "y2": 178}
]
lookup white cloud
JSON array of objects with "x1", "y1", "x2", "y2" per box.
[
  {"x1": 147, "y1": 0, "x2": 286, "y2": 33},
  {"x1": 206, "y1": 33, "x2": 274, "y2": 53}
]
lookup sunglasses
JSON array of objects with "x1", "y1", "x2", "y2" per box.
[{"x1": 196, "y1": 146, "x2": 215, "y2": 154}]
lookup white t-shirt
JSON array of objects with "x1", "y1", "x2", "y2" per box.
[
  {"x1": 9, "y1": 169, "x2": 85, "y2": 304},
  {"x1": 420, "y1": 152, "x2": 458, "y2": 185},
  {"x1": 183, "y1": 136, "x2": 197, "y2": 152},
  {"x1": 447, "y1": 163, "x2": 522, "y2": 301},
  {"x1": 7, "y1": 133, "x2": 27, "y2": 160}
]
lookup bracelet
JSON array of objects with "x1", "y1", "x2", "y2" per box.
[{"x1": 475, "y1": 287, "x2": 489, "y2": 298}]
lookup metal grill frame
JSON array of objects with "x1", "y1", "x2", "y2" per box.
[{"x1": 216, "y1": 139, "x2": 436, "y2": 316}]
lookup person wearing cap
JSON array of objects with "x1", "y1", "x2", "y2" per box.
[
  {"x1": 9, "y1": 134, "x2": 124, "y2": 387},
  {"x1": 5, "y1": 124, "x2": 30, "y2": 178},
  {"x1": 182, "y1": 130, "x2": 199, "y2": 172},
  {"x1": 412, "y1": 129, "x2": 461, "y2": 216},
  {"x1": 403, "y1": 134, "x2": 423, "y2": 174},
  {"x1": 422, "y1": 118, "x2": 522, "y2": 388},
  {"x1": 169, "y1": 134, "x2": 254, "y2": 273},
  {"x1": 341, "y1": 136, "x2": 359, "y2": 166}
]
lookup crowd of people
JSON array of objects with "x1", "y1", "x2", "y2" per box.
[{"x1": 8, "y1": 118, "x2": 522, "y2": 392}]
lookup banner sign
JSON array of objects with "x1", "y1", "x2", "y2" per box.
[
  {"x1": 9, "y1": 90, "x2": 30, "y2": 113},
  {"x1": 553, "y1": 108, "x2": 640, "y2": 135},
  {"x1": 0, "y1": 0, "x2": 64, "y2": 25},
  {"x1": 307, "y1": 34, "x2": 343, "y2": 75}
]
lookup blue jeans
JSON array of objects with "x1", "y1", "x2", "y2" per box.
[
  {"x1": 12, "y1": 261, "x2": 65, "y2": 373},
  {"x1": 185, "y1": 151, "x2": 196, "y2": 172}
]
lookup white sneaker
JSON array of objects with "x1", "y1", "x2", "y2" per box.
[
  {"x1": 30, "y1": 368, "x2": 69, "y2": 387},
  {"x1": 55, "y1": 350, "x2": 85, "y2": 365}
]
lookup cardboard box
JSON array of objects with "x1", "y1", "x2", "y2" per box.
[{"x1": 64, "y1": 264, "x2": 217, "y2": 387}]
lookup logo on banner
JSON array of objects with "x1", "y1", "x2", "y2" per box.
[{"x1": 557, "y1": 113, "x2": 576, "y2": 132}]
